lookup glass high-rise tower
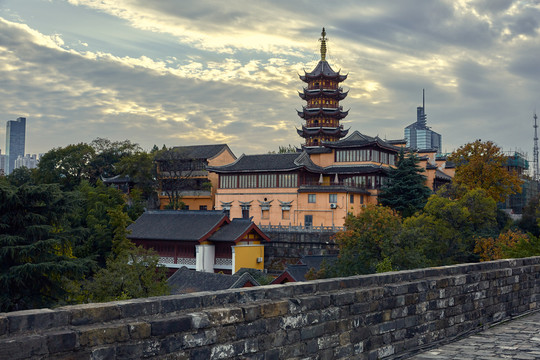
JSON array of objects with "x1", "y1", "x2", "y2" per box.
[
  {"x1": 5, "y1": 117, "x2": 26, "y2": 175},
  {"x1": 404, "y1": 91, "x2": 442, "y2": 153}
]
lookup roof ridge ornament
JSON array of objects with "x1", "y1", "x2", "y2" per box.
[{"x1": 320, "y1": 27, "x2": 327, "y2": 61}]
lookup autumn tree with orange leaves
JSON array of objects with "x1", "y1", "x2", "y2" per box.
[{"x1": 448, "y1": 140, "x2": 522, "y2": 203}]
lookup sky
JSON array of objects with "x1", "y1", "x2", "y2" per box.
[{"x1": 0, "y1": 0, "x2": 539, "y2": 160}]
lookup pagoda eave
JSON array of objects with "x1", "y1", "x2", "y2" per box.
[{"x1": 297, "y1": 126, "x2": 350, "y2": 138}]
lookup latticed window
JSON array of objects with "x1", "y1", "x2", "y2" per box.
[
  {"x1": 259, "y1": 174, "x2": 277, "y2": 188},
  {"x1": 220, "y1": 175, "x2": 236, "y2": 189},
  {"x1": 238, "y1": 174, "x2": 257, "y2": 188},
  {"x1": 279, "y1": 174, "x2": 298, "y2": 188}
]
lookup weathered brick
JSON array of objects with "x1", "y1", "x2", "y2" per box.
[
  {"x1": 0, "y1": 335, "x2": 47, "y2": 360},
  {"x1": 206, "y1": 307, "x2": 244, "y2": 325},
  {"x1": 46, "y1": 330, "x2": 77, "y2": 354},
  {"x1": 151, "y1": 316, "x2": 192, "y2": 336},
  {"x1": 68, "y1": 303, "x2": 121, "y2": 326},
  {"x1": 78, "y1": 324, "x2": 129, "y2": 346},
  {"x1": 8, "y1": 308, "x2": 70, "y2": 333},
  {"x1": 128, "y1": 321, "x2": 151, "y2": 339}
]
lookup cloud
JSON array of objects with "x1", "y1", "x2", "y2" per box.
[{"x1": 1, "y1": 0, "x2": 540, "y2": 162}]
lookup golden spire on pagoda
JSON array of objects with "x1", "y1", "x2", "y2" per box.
[{"x1": 320, "y1": 27, "x2": 327, "y2": 61}]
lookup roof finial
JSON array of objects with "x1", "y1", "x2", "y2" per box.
[{"x1": 320, "y1": 27, "x2": 327, "y2": 61}]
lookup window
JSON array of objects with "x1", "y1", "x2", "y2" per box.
[
  {"x1": 259, "y1": 174, "x2": 276, "y2": 188},
  {"x1": 183, "y1": 205, "x2": 189, "y2": 210},
  {"x1": 279, "y1": 173, "x2": 298, "y2": 188},
  {"x1": 223, "y1": 208, "x2": 230, "y2": 217},
  {"x1": 242, "y1": 208, "x2": 250, "y2": 219},
  {"x1": 350, "y1": 194, "x2": 354, "y2": 204},
  {"x1": 262, "y1": 209, "x2": 269, "y2": 219},
  {"x1": 329, "y1": 194, "x2": 337, "y2": 203},
  {"x1": 360, "y1": 195, "x2": 364, "y2": 204},
  {"x1": 239, "y1": 174, "x2": 257, "y2": 188},
  {"x1": 304, "y1": 215, "x2": 313, "y2": 227},
  {"x1": 282, "y1": 209, "x2": 290, "y2": 220},
  {"x1": 308, "y1": 194, "x2": 316, "y2": 203},
  {"x1": 220, "y1": 175, "x2": 236, "y2": 189},
  {"x1": 199, "y1": 205, "x2": 207, "y2": 210}
]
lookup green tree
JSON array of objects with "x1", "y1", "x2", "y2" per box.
[
  {"x1": 6, "y1": 167, "x2": 35, "y2": 186},
  {"x1": 0, "y1": 183, "x2": 92, "y2": 311},
  {"x1": 517, "y1": 195, "x2": 540, "y2": 237},
  {"x1": 448, "y1": 140, "x2": 522, "y2": 202},
  {"x1": 84, "y1": 246, "x2": 169, "y2": 302},
  {"x1": 72, "y1": 181, "x2": 128, "y2": 267},
  {"x1": 116, "y1": 150, "x2": 158, "y2": 208},
  {"x1": 34, "y1": 143, "x2": 96, "y2": 190},
  {"x1": 378, "y1": 150, "x2": 432, "y2": 217},
  {"x1": 333, "y1": 205, "x2": 403, "y2": 275},
  {"x1": 402, "y1": 188, "x2": 498, "y2": 265},
  {"x1": 83, "y1": 209, "x2": 169, "y2": 302},
  {"x1": 88, "y1": 138, "x2": 142, "y2": 182}
]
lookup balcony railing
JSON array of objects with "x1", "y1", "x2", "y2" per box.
[
  {"x1": 158, "y1": 256, "x2": 196, "y2": 269},
  {"x1": 258, "y1": 224, "x2": 345, "y2": 233},
  {"x1": 299, "y1": 181, "x2": 378, "y2": 190}
]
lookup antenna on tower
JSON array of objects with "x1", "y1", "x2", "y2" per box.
[{"x1": 534, "y1": 112, "x2": 539, "y2": 181}]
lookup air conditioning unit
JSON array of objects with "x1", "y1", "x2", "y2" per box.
[
  {"x1": 256, "y1": 257, "x2": 263, "y2": 263},
  {"x1": 330, "y1": 203, "x2": 337, "y2": 209}
]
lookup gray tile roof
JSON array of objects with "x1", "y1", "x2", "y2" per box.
[
  {"x1": 299, "y1": 61, "x2": 347, "y2": 81},
  {"x1": 167, "y1": 267, "x2": 260, "y2": 294},
  {"x1": 273, "y1": 255, "x2": 338, "y2": 283},
  {"x1": 127, "y1": 210, "x2": 228, "y2": 241},
  {"x1": 208, "y1": 152, "x2": 323, "y2": 173},
  {"x1": 322, "y1": 164, "x2": 389, "y2": 174},
  {"x1": 208, "y1": 218, "x2": 270, "y2": 242},
  {"x1": 157, "y1": 144, "x2": 234, "y2": 161},
  {"x1": 324, "y1": 130, "x2": 401, "y2": 152}
]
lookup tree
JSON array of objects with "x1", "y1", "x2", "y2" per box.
[
  {"x1": 402, "y1": 188, "x2": 498, "y2": 265},
  {"x1": 448, "y1": 140, "x2": 522, "y2": 202},
  {"x1": 155, "y1": 147, "x2": 209, "y2": 210},
  {"x1": 378, "y1": 150, "x2": 432, "y2": 217},
  {"x1": 333, "y1": 205, "x2": 403, "y2": 275},
  {"x1": 34, "y1": 143, "x2": 95, "y2": 190},
  {"x1": 72, "y1": 181, "x2": 129, "y2": 267},
  {"x1": 517, "y1": 195, "x2": 540, "y2": 237},
  {"x1": 84, "y1": 246, "x2": 169, "y2": 302},
  {"x1": 474, "y1": 229, "x2": 533, "y2": 261},
  {"x1": 88, "y1": 138, "x2": 142, "y2": 182},
  {"x1": 83, "y1": 209, "x2": 169, "y2": 302},
  {"x1": 0, "y1": 183, "x2": 92, "y2": 311},
  {"x1": 116, "y1": 150, "x2": 158, "y2": 208}
]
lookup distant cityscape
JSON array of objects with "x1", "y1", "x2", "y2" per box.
[{"x1": 0, "y1": 117, "x2": 42, "y2": 176}]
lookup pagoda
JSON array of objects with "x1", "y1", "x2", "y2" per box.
[{"x1": 297, "y1": 28, "x2": 349, "y2": 147}]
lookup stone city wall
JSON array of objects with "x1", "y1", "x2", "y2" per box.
[
  {"x1": 1, "y1": 257, "x2": 539, "y2": 359},
  {"x1": 263, "y1": 230, "x2": 339, "y2": 272}
]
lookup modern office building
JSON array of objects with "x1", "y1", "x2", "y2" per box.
[
  {"x1": 0, "y1": 150, "x2": 6, "y2": 176},
  {"x1": 5, "y1": 117, "x2": 26, "y2": 175},
  {"x1": 404, "y1": 91, "x2": 442, "y2": 153}
]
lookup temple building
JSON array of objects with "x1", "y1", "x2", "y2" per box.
[{"x1": 297, "y1": 28, "x2": 349, "y2": 147}]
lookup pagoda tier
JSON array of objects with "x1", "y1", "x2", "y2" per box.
[
  {"x1": 298, "y1": 88, "x2": 348, "y2": 101},
  {"x1": 297, "y1": 126, "x2": 349, "y2": 138},
  {"x1": 297, "y1": 28, "x2": 349, "y2": 147},
  {"x1": 299, "y1": 61, "x2": 348, "y2": 82},
  {"x1": 297, "y1": 107, "x2": 349, "y2": 120}
]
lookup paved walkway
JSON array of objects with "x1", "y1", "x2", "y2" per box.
[{"x1": 409, "y1": 311, "x2": 540, "y2": 359}]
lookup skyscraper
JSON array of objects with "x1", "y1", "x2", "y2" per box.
[
  {"x1": 404, "y1": 91, "x2": 442, "y2": 153},
  {"x1": 5, "y1": 117, "x2": 26, "y2": 175}
]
